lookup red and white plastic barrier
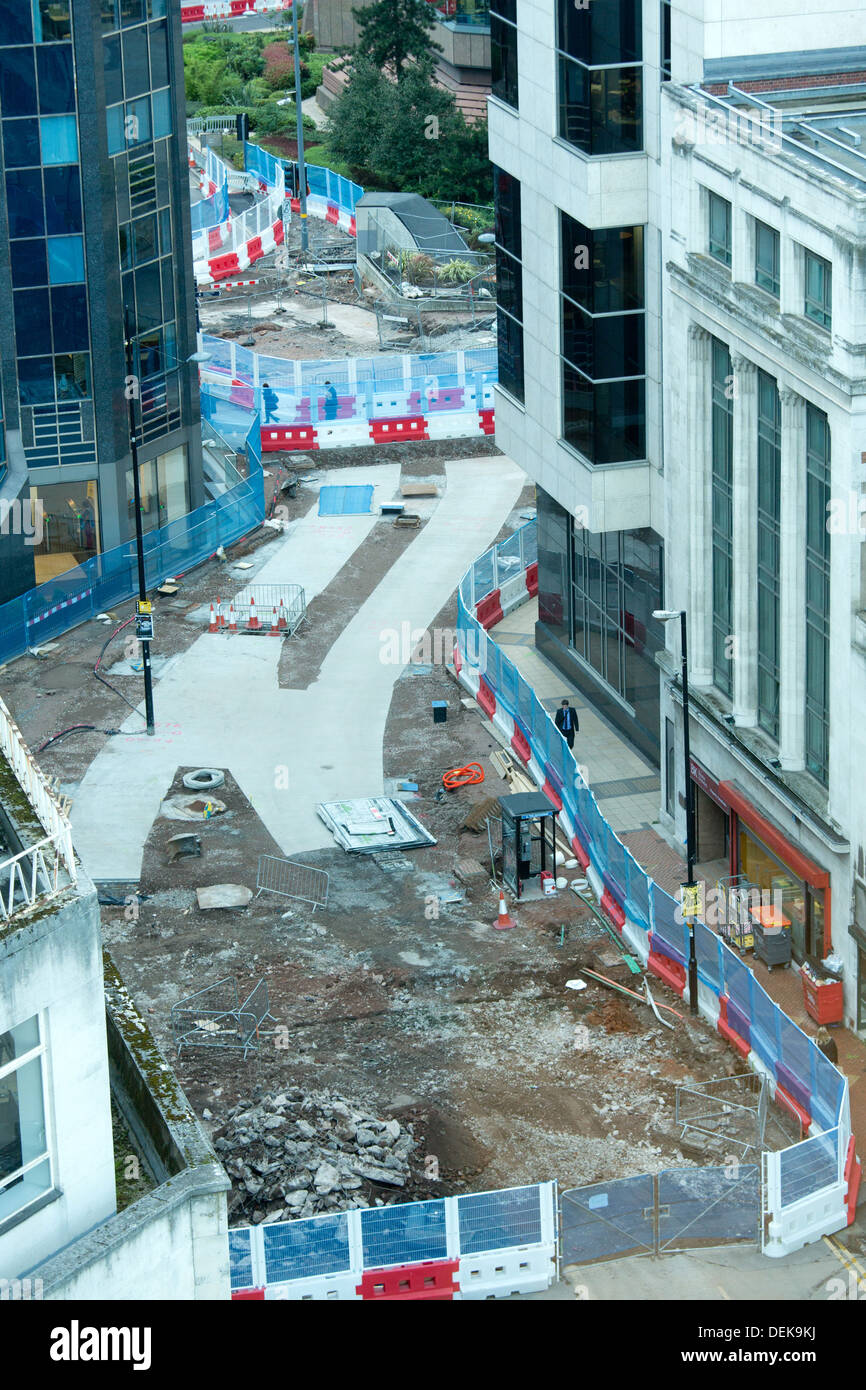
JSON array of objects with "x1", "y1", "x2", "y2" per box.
[
  {"x1": 259, "y1": 407, "x2": 494, "y2": 452},
  {"x1": 181, "y1": 0, "x2": 292, "y2": 23}
]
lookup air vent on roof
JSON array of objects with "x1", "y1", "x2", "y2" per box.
[{"x1": 834, "y1": 125, "x2": 862, "y2": 146}]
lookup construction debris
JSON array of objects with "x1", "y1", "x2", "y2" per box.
[
  {"x1": 166, "y1": 833, "x2": 202, "y2": 862},
  {"x1": 400, "y1": 481, "x2": 438, "y2": 498},
  {"x1": 317, "y1": 797, "x2": 437, "y2": 854},
  {"x1": 195, "y1": 884, "x2": 254, "y2": 910},
  {"x1": 160, "y1": 795, "x2": 226, "y2": 821},
  {"x1": 394, "y1": 513, "x2": 421, "y2": 529},
  {"x1": 460, "y1": 796, "x2": 502, "y2": 833},
  {"x1": 214, "y1": 1088, "x2": 418, "y2": 1223}
]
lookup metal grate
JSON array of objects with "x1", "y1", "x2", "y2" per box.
[
  {"x1": 229, "y1": 585, "x2": 306, "y2": 636},
  {"x1": 256, "y1": 855, "x2": 329, "y2": 910},
  {"x1": 263, "y1": 1213, "x2": 351, "y2": 1283},
  {"x1": 360, "y1": 1201, "x2": 448, "y2": 1269}
]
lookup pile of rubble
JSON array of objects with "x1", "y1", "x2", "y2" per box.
[{"x1": 213, "y1": 1086, "x2": 417, "y2": 1224}]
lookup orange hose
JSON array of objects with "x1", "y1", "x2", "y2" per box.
[{"x1": 442, "y1": 762, "x2": 485, "y2": 790}]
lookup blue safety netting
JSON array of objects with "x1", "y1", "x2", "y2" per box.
[
  {"x1": 262, "y1": 1212, "x2": 351, "y2": 1283},
  {"x1": 191, "y1": 179, "x2": 229, "y2": 232},
  {"x1": 693, "y1": 920, "x2": 723, "y2": 991},
  {"x1": 360, "y1": 1200, "x2": 448, "y2": 1269},
  {"x1": 318, "y1": 484, "x2": 373, "y2": 516},
  {"x1": 457, "y1": 1185, "x2": 543, "y2": 1255},
  {"x1": 650, "y1": 883, "x2": 688, "y2": 964},
  {"x1": 228, "y1": 1228, "x2": 254, "y2": 1290},
  {"x1": 723, "y1": 948, "x2": 754, "y2": 1020}
]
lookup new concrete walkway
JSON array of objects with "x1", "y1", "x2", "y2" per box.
[{"x1": 70, "y1": 455, "x2": 525, "y2": 881}]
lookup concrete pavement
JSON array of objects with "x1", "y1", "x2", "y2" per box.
[{"x1": 70, "y1": 455, "x2": 525, "y2": 881}]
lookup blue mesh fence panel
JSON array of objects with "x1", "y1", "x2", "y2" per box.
[
  {"x1": 721, "y1": 947, "x2": 753, "y2": 1018},
  {"x1": 777, "y1": 1012, "x2": 813, "y2": 1097},
  {"x1": 581, "y1": 790, "x2": 607, "y2": 860},
  {"x1": 624, "y1": 852, "x2": 651, "y2": 934},
  {"x1": 779, "y1": 1128, "x2": 840, "y2": 1207},
  {"x1": 0, "y1": 593, "x2": 27, "y2": 667},
  {"x1": 812, "y1": 1049, "x2": 846, "y2": 1131},
  {"x1": 229, "y1": 1229, "x2": 254, "y2": 1290},
  {"x1": 457, "y1": 1185, "x2": 543, "y2": 1255},
  {"x1": 750, "y1": 979, "x2": 782, "y2": 1069},
  {"x1": 694, "y1": 920, "x2": 722, "y2": 991},
  {"x1": 202, "y1": 333, "x2": 234, "y2": 374},
  {"x1": 605, "y1": 831, "x2": 627, "y2": 904},
  {"x1": 497, "y1": 652, "x2": 520, "y2": 716},
  {"x1": 517, "y1": 669, "x2": 534, "y2": 731},
  {"x1": 560, "y1": 1176, "x2": 655, "y2": 1263},
  {"x1": 473, "y1": 550, "x2": 494, "y2": 600},
  {"x1": 360, "y1": 1200, "x2": 448, "y2": 1268},
  {"x1": 484, "y1": 637, "x2": 502, "y2": 696},
  {"x1": 658, "y1": 1166, "x2": 760, "y2": 1248},
  {"x1": 263, "y1": 1213, "x2": 352, "y2": 1283},
  {"x1": 650, "y1": 884, "x2": 687, "y2": 963}
]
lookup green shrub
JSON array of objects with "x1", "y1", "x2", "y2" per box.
[{"x1": 437, "y1": 258, "x2": 476, "y2": 285}]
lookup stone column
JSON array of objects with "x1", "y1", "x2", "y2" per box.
[
  {"x1": 731, "y1": 353, "x2": 759, "y2": 725},
  {"x1": 779, "y1": 386, "x2": 808, "y2": 769},
  {"x1": 687, "y1": 323, "x2": 713, "y2": 685}
]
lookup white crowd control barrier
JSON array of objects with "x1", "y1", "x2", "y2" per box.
[{"x1": 230, "y1": 1183, "x2": 557, "y2": 1301}]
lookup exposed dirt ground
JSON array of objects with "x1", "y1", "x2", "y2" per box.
[{"x1": 1, "y1": 450, "x2": 770, "y2": 1213}]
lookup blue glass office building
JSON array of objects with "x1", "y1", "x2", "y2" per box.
[{"x1": 0, "y1": 0, "x2": 202, "y2": 599}]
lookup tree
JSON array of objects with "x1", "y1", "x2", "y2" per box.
[
  {"x1": 325, "y1": 55, "x2": 391, "y2": 172},
  {"x1": 352, "y1": 0, "x2": 441, "y2": 81}
]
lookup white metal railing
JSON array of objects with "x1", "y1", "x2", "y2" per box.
[
  {"x1": 0, "y1": 836, "x2": 65, "y2": 920},
  {"x1": 0, "y1": 693, "x2": 76, "y2": 898}
]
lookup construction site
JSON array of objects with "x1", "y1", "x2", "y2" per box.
[{"x1": 3, "y1": 430, "x2": 852, "y2": 1300}]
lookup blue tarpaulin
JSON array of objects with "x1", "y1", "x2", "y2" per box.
[{"x1": 318, "y1": 485, "x2": 374, "y2": 516}]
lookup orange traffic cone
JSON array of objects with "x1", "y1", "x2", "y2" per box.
[
  {"x1": 269, "y1": 605, "x2": 280, "y2": 635},
  {"x1": 494, "y1": 890, "x2": 516, "y2": 930},
  {"x1": 277, "y1": 598, "x2": 288, "y2": 631},
  {"x1": 228, "y1": 603, "x2": 237, "y2": 633},
  {"x1": 247, "y1": 596, "x2": 260, "y2": 631},
  {"x1": 216, "y1": 596, "x2": 226, "y2": 629},
  {"x1": 208, "y1": 603, "x2": 219, "y2": 633}
]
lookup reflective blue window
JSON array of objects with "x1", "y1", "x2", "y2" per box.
[
  {"x1": 11, "y1": 239, "x2": 48, "y2": 287},
  {"x1": 152, "y1": 87, "x2": 171, "y2": 139},
  {"x1": 47, "y1": 235, "x2": 84, "y2": 284},
  {"x1": 15, "y1": 289, "x2": 52, "y2": 354},
  {"x1": 147, "y1": 0, "x2": 167, "y2": 15},
  {"x1": 51, "y1": 284, "x2": 89, "y2": 351},
  {"x1": 37, "y1": 44, "x2": 75, "y2": 113},
  {"x1": 5, "y1": 169, "x2": 45, "y2": 235},
  {"x1": 107, "y1": 104, "x2": 124, "y2": 154},
  {"x1": 103, "y1": 34, "x2": 123, "y2": 105},
  {"x1": 40, "y1": 114, "x2": 78, "y2": 163},
  {"x1": 2, "y1": 118, "x2": 41, "y2": 167},
  {"x1": 0, "y1": 48, "x2": 38, "y2": 114},
  {"x1": 17, "y1": 356, "x2": 55, "y2": 405},
  {"x1": 32, "y1": 0, "x2": 72, "y2": 43},
  {"x1": 123, "y1": 24, "x2": 149, "y2": 96},
  {"x1": 44, "y1": 164, "x2": 82, "y2": 232},
  {"x1": 149, "y1": 21, "x2": 169, "y2": 87},
  {"x1": 135, "y1": 262, "x2": 161, "y2": 329},
  {"x1": 0, "y1": 10, "x2": 34, "y2": 44},
  {"x1": 120, "y1": 0, "x2": 145, "y2": 24},
  {"x1": 101, "y1": 0, "x2": 119, "y2": 31}
]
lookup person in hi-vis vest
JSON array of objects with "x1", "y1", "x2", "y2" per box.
[{"x1": 555, "y1": 698, "x2": 578, "y2": 749}]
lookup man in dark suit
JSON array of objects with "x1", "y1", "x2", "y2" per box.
[{"x1": 555, "y1": 698, "x2": 578, "y2": 749}]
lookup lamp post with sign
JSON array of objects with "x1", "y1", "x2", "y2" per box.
[{"x1": 653, "y1": 607, "x2": 699, "y2": 1015}]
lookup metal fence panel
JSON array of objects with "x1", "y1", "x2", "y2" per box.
[
  {"x1": 560, "y1": 1175, "x2": 655, "y2": 1264},
  {"x1": 779, "y1": 1127, "x2": 840, "y2": 1208},
  {"x1": 658, "y1": 1165, "x2": 760, "y2": 1249},
  {"x1": 229, "y1": 1229, "x2": 254, "y2": 1290},
  {"x1": 262, "y1": 1213, "x2": 351, "y2": 1283},
  {"x1": 651, "y1": 883, "x2": 688, "y2": 963},
  {"x1": 256, "y1": 854, "x2": 329, "y2": 909},
  {"x1": 457, "y1": 1184, "x2": 543, "y2": 1254},
  {"x1": 360, "y1": 1201, "x2": 448, "y2": 1269},
  {"x1": 694, "y1": 920, "x2": 723, "y2": 990}
]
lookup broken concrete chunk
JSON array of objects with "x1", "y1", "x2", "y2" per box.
[
  {"x1": 195, "y1": 884, "x2": 253, "y2": 910},
  {"x1": 351, "y1": 1161, "x2": 406, "y2": 1187}
]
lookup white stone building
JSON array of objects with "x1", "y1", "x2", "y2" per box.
[
  {"x1": 487, "y1": 0, "x2": 866, "y2": 1024},
  {"x1": 0, "y1": 696, "x2": 229, "y2": 1299}
]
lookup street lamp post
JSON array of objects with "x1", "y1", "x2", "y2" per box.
[
  {"x1": 654, "y1": 607, "x2": 699, "y2": 1016},
  {"x1": 290, "y1": 10, "x2": 308, "y2": 257},
  {"x1": 123, "y1": 307, "x2": 155, "y2": 737}
]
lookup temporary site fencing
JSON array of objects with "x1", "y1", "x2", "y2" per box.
[
  {"x1": 190, "y1": 143, "x2": 285, "y2": 282},
  {"x1": 0, "y1": 392, "x2": 263, "y2": 670},
  {"x1": 199, "y1": 332, "x2": 497, "y2": 433},
  {"x1": 229, "y1": 1182, "x2": 557, "y2": 1300},
  {"x1": 560, "y1": 1165, "x2": 762, "y2": 1265},
  {"x1": 243, "y1": 140, "x2": 363, "y2": 238},
  {"x1": 180, "y1": 0, "x2": 291, "y2": 22},
  {"x1": 454, "y1": 519, "x2": 859, "y2": 1259}
]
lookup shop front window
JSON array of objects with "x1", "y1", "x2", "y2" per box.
[
  {"x1": 737, "y1": 824, "x2": 825, "y2": 963},
  {"x1": 29, "y1": 479, "x2": 99, "y2": 584}
]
